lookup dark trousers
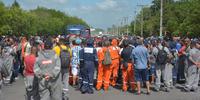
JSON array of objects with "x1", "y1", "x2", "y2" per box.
[
  {"x1": 81, "y1": 61, "x2": 95, "y2": 93},
  {"x1": 177, "y1": 55, "x2": 187, "y2": 83}
]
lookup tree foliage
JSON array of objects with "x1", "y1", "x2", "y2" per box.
[
  {"x1": 130, "y1": 0, "x2": 200, "y2": 37},
  {"x1": 0, "y1": 1, "x2": 88, "y2": 35}
]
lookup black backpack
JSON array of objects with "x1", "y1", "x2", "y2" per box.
[
  {"x1": 156, "y1": 47, "x2": 168, "y2": 65},
  {"x1": 60, "y1": 47, "x2": 70, "y2": 69},
  {"x1": 122, "y1": 46, "x2": 133, "y2": 69}
]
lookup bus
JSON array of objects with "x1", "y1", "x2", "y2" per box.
[{"x1": 66, "y1": 25, "x2": 91, "y2": 39}]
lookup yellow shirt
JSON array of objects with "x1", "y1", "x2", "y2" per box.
[{"x1": 53, "y1": 45, "x2": 72, "y2": 57}]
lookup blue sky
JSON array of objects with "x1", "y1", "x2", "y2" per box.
[{"x1": 1, "y1": 0, "x2": 153, "y2": 29}]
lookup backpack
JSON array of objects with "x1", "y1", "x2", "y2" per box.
[
  {"x1": 122, "y1": 46, "x2": 133, "y2": 69},
  {"x1": 127, "y1": 46, "x2": 134, "y2": 61},
  {"x1": 102, "y1": 48, "x2": 112, "y2": 66},
  {"x1": 156, "y1": 47, "x2": 168, "y2": 65},
  {"x1": 60, "y1": 47, "x2": 70, "y2": 69}
]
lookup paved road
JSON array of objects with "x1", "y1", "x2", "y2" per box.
[{"x1": 1, "y1": 77, "x2": 200, "y2": 100}]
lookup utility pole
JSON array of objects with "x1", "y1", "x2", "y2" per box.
[
  {"x1": 118, "y1": 19, "x2": 121, "y2": 36},
  {"x1": 160, "y1": 0, "x2": 163, "y2": 37},
  {"x1": 141, "y1": 8, "x2": 144, "y2": 37},
  {"x1": 118, "y1": 23, "x2": 120, "y2": 36},
  {"x1": 137, "y1": 5, "x2": 147, "y2": 37},
  {"x1": 122, "y1": 17, "x2": 126, "y2": 36},
  {"x1": 117, "y1": 26, "x2": 119, "y2": 36},
  {"x1": 120, "y1": 18, "x2": 124, "y2": 36},
  {"x1": 134, "y1": 11, "x2": 137, "y2": 34},
  {"x1": 126, "y1": 17, "x2": 129, "y2": 36}
]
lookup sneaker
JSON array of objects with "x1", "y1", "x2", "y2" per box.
[
  {"x1": 63, "y1": 97, "x2": 69, "y2": 100},
  {"x1": 96, "y1": 88, "x2": 101, "y2": 91},
  {"x1": 81, "y1": 90, "x2": 87, "y2": 94},
  {"x1": 154, "y1": 88, "x2": 160, "y2": 92},
  {"x1": 165, "y1": 88, "x2": 170, "y2": 92},
  {"x1": 135, "y1": 92, "x2": 141, "y2": 95},
  {"x1": 80, "y1": 87, "x2": 88, "y2": 94},
  {"x1": 170, "y1": 86, "x2": 174, "y2": 89},
  {"x1": 182, "y1": 87, "x2": 190, "y2": 92},
  {"x1": 104, "y1": 88, "x2": 109, "y2": 91},
  {"x1": 15, "y1": 77, "x2": 19, "y2": 80},
  {"x1": 147, "y1": 92, "x2": 151, "y2": 95},
  {"x1": 191, "y1": 88, "x2": 198, "y2": 93},
  {"x1": 122, "y1": 89, "x2": 127, "y2": 92},
  {"x1": 88, "y1": 88, "x2": 94, "y2": 94}
]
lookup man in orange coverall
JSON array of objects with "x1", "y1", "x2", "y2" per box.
[
  {"x1": 110, "y1": 39, "x2": 120, "y2": 87},
  {"x1": 96, "y1": 40, "x2": 112, "y2": 91}
]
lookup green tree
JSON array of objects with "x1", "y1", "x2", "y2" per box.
[
  {"x1": 129, "y1": 0, "x2": 200, "y2": 37},
  {"x1": 0, "y1": 1, "x2": 89, "y2": 35}
]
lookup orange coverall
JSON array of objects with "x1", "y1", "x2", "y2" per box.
[
  {"x1": 96, "y1": 47, "x2": 112, "y2": 91},
  {"x1": 110, "y1": 39, "x2": 120, "y2": 86}
]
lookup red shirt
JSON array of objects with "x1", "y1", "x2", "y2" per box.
[
  {"x1": 24, "y1": 54, "x2": 36, "y2": 76},
  {"x1": 178, "y1": 45, "x2": 186, "y2": 56}
]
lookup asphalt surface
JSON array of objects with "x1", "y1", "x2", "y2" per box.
[{"x1": 1, "y1": 77, "x2": 200, "y2": 100}]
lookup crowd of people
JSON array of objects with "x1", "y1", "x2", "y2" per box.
[{"x1": 0, "y1": 35, "x2": 200, "y2": 100}]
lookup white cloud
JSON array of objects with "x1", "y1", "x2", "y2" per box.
[
  {"x1": 69, "y1": 0, "x2": 119, "y2": 13},
  {"x1": 97, "y1": 0, "x2": 117, "y2": 10},
  {"x1": 67, "y1": 6, "x2": 93, "y2": 15},
  {"x1": 80, "y1": 6, "x2": 92, "y2": 11},
  {"x1": 30, "y1": 0, "x2": 68, "y2": 4},
  {"x1": 53, "y1": 0, "x2": 68, "y2": 3}
]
